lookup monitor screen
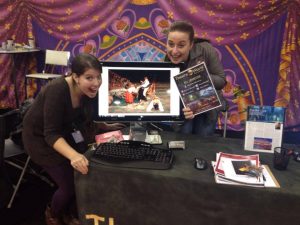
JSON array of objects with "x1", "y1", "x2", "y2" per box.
[{"x1": 94, "y1": 61, "x2": 182, "y2": 122}]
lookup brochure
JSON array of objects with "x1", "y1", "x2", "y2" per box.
[
  {"x1": 173, "y1": 62, "x2": 221, "y2": 116},
  {"x1": 244, "y1": 105, "x2": 286, "y2": 153},
  {"x1": 221, "y1": 159, "x2": 264, "y2": 186},
  {"x1": 215, "y1": 152, "x2": 260, "y2": 175}
]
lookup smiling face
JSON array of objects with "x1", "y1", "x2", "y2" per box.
[
  {"x1": 166, "y1": 31, "x2": 193, "y2": 64},
  {"x1": 74, "y1": 68, "x2": 102, "y2": 98}
]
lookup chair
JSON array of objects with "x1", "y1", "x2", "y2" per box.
[
  {"x1": 0, "y1": 109, "x2": 21, "y2": 169},
  {"x1": 0, "y1": 109, "x2": 54, "y2": 209},
  {"x1": 26, "y1": 49, "x2": 70, "y2": 80}
]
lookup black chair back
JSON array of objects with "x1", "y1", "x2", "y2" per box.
[{"x1": 0, "y1": 109, "x2": 21, "y2": 167}]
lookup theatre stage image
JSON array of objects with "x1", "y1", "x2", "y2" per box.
[{"x1": 108, "y1": 69, "x2": 171, "y2": 113}]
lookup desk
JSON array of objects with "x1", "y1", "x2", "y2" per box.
[
  {"x1": 0, "y1": 48, "x2": 39, "y2": 108},
  {"x1": 75, "y1": 133, "x2": 300, "y2": 225}
]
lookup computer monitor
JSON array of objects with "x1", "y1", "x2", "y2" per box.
[{"x1": 94, "y1": 61, "x2": 183, "y2": 124}]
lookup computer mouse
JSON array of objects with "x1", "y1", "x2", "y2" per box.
[{"x1": 194, "y1": 157, "x2": 207, "y2": 170}]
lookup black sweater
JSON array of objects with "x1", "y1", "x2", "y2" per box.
[{"x1": 22, "y1": 77, "x2": 88, "y2": 166}]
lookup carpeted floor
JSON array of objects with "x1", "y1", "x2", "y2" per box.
[{"x1": 0, "y1": 159, "x2": 55, "y2": 225}]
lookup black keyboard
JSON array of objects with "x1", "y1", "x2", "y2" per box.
[{"x1": 91, "y1": 140, "x2": 174, "y2": 170}]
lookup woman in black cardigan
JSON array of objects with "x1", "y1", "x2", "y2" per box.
[{"x1": 23, "y1": 53, "x2": 123, "y2": 225}]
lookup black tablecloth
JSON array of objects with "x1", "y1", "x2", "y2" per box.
[{"x1": 75, "y1": 132, "x2": 300, "y2": 225}]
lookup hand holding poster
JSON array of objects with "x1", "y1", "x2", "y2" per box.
[{"x1": 173, "y1": 62, "x2": 221, "y2": 116}]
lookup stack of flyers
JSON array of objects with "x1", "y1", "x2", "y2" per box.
[{"x1": 211, "y1": 152, "x2": 280, "y2": 188}]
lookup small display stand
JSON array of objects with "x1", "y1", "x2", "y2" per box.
[
  {"x1": 244, "y1": 105, "x2": 286, "y2": 153},
  {"x1": 129, "y1": 122, "x2": 162, "y2": 144}
]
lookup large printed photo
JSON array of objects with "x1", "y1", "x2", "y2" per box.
[{"x1": 108, "y1": 69, "x2": 171, "y2": 114}]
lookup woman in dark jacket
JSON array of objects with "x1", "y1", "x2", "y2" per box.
[{"x1": 165, "y1": 20, "x2": 226, "y2": 136}]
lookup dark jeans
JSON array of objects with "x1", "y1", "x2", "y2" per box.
[
  {"x1": 43, "y1": 162, "x2": 77, "y2": 217},
  {"x1": 180, "y1": 111, "x2": 218, "y2": 136}
]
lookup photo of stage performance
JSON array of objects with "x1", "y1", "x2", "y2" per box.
[{"x1": 107, "y1": 69, "x2": 171, "y2": 114}]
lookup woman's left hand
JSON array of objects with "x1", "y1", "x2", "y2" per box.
[{"x1": 183, "y1": 107, "x2": 195, "y2": 120}]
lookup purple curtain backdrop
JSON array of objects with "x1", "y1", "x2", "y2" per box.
[
  {"x1": 0, "y1": 0, "x2": 131, "y2": 42},
  {"x1": 274, "y1": 1, "x2": 300, "y2": 131},
  {"x1": 0, "y1": 0, "x2": 299, "y2": 131},
  {"x1": 156, "y1": 0, "x2": 300, "y2": 130},
  {"x1": 157, "y1": 0, "x2": 288, "y2": 44}
]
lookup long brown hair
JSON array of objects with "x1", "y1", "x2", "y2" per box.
[{"x1": 70, "y1": 53, "x2": 102, "y2": 143}]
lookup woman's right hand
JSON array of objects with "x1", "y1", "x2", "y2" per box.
[
  {"x1": 182, "y1": 107, "x2": 195, "y2": 120},
  {"x1": 70, "y1": 153, "x2": 89, "y2": 175}
]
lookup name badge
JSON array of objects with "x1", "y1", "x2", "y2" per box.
[{"x1": 72, "y1": 130, "x2": 84, "y2": 143}]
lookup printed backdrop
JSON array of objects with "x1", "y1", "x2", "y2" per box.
[{"x1": 0, "y1": 0, "x2": 299, "y2": 132}]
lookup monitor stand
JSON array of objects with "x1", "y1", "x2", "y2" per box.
[{"x1": 129, "y1": 122, "x2": 162, "y2": 145}]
